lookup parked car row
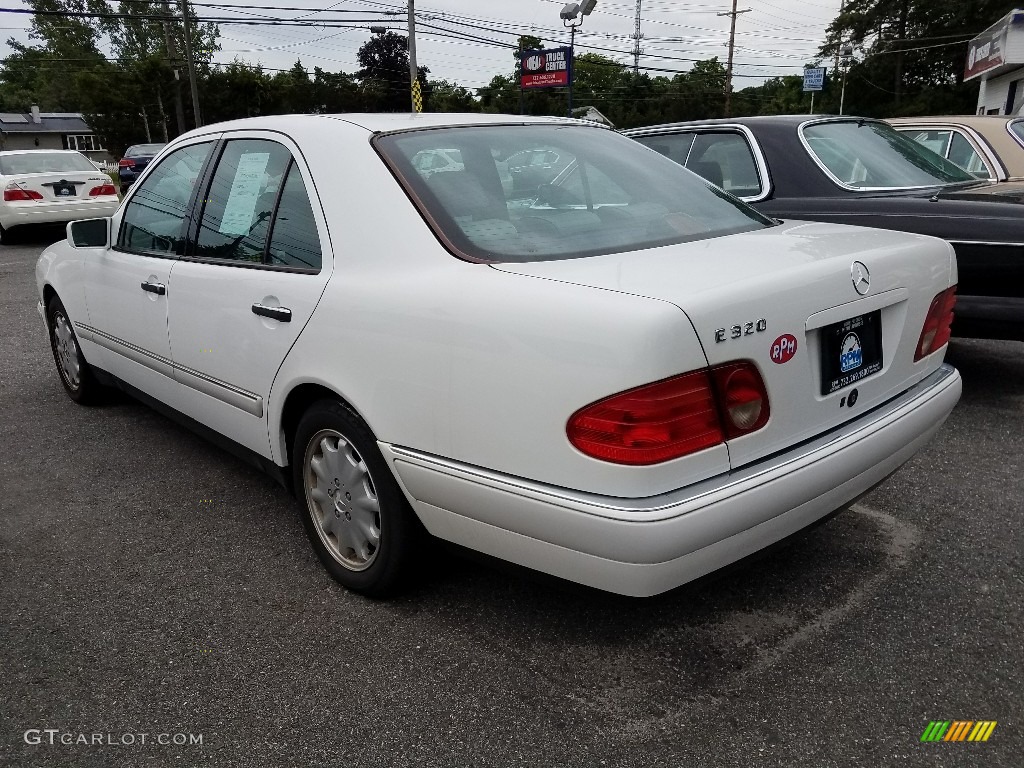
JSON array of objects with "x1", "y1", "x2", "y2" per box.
[
  {"x1": 37, "y1": 113, "x2": 964, "y2": 599},
  {"x1": 622, "y1": 116, "x2": 1024, "y2": 341}
]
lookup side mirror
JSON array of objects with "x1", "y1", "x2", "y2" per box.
[{"x1": 67, "y1": 217, "x2": 111, "y2": 248}]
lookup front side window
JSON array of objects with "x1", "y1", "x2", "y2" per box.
[
  {"x1": 802, "y1": 120, "x2": 973, "y2": 189},
  {"x1": 377, "y1": 125, "x2": 772, "y2": 263},
  {"x1": 118, "y1": 141, "x2": 213, "y2": 255}
]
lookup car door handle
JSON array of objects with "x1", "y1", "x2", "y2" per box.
[
  {"x1": 140, "y1": 281, "x2": 166, "y2": 295},
  {"x1": 251, "y1": 303, "x2": 292, "y2": 322}
]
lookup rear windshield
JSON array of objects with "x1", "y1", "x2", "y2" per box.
[
  {"x1": 802, "y1": 120, "x2": 973, "y2": 189},
  {"x1": 126, "y1": 144, "x2": 166, "y2": 157},
  {"x1": 376, "y1": 124, "x2": 772, "y2": 263},
  {"x1": 0, "y1": 151, "x2": 97, "y2": 175}
]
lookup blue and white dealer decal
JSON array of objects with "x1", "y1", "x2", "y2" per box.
[{"x1": 840, "y1": 332, "x2": 863, "y2": 373}]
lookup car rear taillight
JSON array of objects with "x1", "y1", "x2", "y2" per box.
[
  {"x1": 710, "y1": 362, "x2": 771, "y2": 439},
  {"x1": 89, "y1": 184, "x2": 116, "y2": 196},
  {"x1": 567, "y1": 361, "x2": 771, "y2": 465},
  {"x1": 3, "y1": 184, "x2": 42, "y2": 201},
  {"x1": 567, "y1": 371, "x2": 723, "y2": 465},
  {"x1": 915, "y1": 286, "x2": 957, "y2": 361},
  {"x1": 118, "y1": 158, "x2": 135, "y2": 168}
]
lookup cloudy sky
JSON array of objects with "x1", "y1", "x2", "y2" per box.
[{"x1": 1, "y1": 0, "x2": 844, "y2": 89}]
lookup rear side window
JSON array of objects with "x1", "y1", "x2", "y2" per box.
[
  {"x1": 633, "y1": 133, "x2": 694, "y2": 166},
  {"x1": 376, "y1": 124, "x2": 772, "y2": 263},
  {"x1": 686, "y1": 133, "x2": 762, "y2": 198},
  {"x1": 633, "y1": 132, "x2": 762, "y2": 198},
  {"x1": 902, "y1": 129, "x2": 952, "y2": 157},
  {"x1": 192, "y1": 138, "x2": 322, "y2": 271},
  {"x1": 118, "y1": 141, "x2": 213, "y2": 255},
  {"x1": 267, "y1": 166, "x2": 322, "y2": 270},
  {"x1": 947, "y1": 132, "x2": 992, "y2": 178},
  {"x1": 194, "y1": 139, "x2": 292, "y2": 263}
]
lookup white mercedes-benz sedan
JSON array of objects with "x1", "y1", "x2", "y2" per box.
[{"x1": 36, "y1": 113, "x2": 962, "y2": 597}]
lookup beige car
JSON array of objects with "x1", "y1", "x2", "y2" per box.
[{"x1": 886, "y1": 115, "x2": 1024, "y2": 182}]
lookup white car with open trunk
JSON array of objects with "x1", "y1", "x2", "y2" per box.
[{"x1": 36, "y1": 113, "x2": 962, "y2": 597}]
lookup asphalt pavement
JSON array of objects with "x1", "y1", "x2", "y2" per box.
[{"x1": 1, "y1": 228, "x2": 1021, "y2": 767}]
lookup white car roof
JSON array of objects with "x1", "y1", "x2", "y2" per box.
[{"x1": 188, "y1": 112, "x2": 587, "y2": 137}]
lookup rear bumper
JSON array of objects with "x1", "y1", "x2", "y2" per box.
[
  {"x1": 382, "y1": 364, "x2": 962, "y2": 596},
  {"x1": 0, "y1": 199, "x2": 119, "y2": 230}
]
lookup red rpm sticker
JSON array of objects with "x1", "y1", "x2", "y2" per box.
[{"x1": 770, "y1": 334, "x2": 798, "y2": 364}]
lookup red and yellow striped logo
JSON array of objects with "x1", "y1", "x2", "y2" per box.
[{"x1": 920, "y1": 720, "x2": 997, "y2": 742}]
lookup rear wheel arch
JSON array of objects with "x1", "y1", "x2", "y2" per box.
[{"x1": 278, "y1": 382, "x2": 372, "y2": 470}]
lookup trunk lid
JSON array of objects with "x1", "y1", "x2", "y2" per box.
[
  {"x1": 4, "y1": 170, "x2": 113, "y2": 202},
  {"x1": 492, "y1": 220, "x2": 955, "y2": 469}
]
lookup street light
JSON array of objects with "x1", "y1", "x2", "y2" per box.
[
  {"x1": 561, "y1": 0, "x2": 597, "y2": 117},
  {"x1": 839, "y1": 44, "x2": 854, "y2": 115}
]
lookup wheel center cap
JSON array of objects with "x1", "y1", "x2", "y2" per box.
[{"x1": 334, "y1": 498, "x2": 351, "y2": 520}]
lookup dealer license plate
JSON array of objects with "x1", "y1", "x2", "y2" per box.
[{"x1": 820, "y1": 310, "x2": 883, "y2": 395}]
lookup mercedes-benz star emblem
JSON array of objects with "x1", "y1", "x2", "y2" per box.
[{"x1": 851, "y1": 261, "x2": 871, "y2": 295}]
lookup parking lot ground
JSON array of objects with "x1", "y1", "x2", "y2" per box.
[{"x1": 1, "y1": 232, "x2": 1022, "y2": 767}]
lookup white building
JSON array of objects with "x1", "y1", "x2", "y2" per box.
[{"x1": 966, "y1": 8, "x2": 1024, "y2": 115}]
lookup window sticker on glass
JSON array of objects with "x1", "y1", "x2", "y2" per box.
[{"x1": 220, "y1": 152, "x2": 271, "y2": 236}]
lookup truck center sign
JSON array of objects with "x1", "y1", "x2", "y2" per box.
[
  {"x1": 520, "y1": 48, "x2": 572, "y2": 89},
  {"x1": 963, "y1": 10, "x2": 1024, "y2": 81}
]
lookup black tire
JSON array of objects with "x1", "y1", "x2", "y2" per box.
[
  {"x1": 47, "y1": 296, "x2": 102, "y2": 404},
  {"x1": 120, "y1": 184, "x2": 129, "y2": 196},
  {"x1": 292, "y1": 399, "x2": 420, "y2": 597}
]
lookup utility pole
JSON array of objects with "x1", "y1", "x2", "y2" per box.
[
  {"x1": 160, "y1": 0, "x2": 186, "y2": 135},
  {"x1": 408, "y1": 0, "x2": 419, "y2": 112},
  {"x1": 179, "y1": 0, "x2": 202, "y2": 127},
  {"x1": 833, "y1": 0, "x2": 845, "y2": 73},
  {"x1": 717, "y1": 0, "x2": 750, "y2": 118},
  {"x1": 631, "y1": 0, "x2": 643, "y2": 76}
]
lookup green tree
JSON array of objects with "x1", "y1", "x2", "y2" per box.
[
  {"x1": 203, "y1": 60, "x2": 280, "y2": 123},
  {"x1": 357, "y1": 30, "x2": 427, "y2": 112},
  {"x1": 820, "y1": 0, "x2": 1018, "y2": 115},
  {"x1": 425, "y1": 79, "x2": 479, "y2": 113}
]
